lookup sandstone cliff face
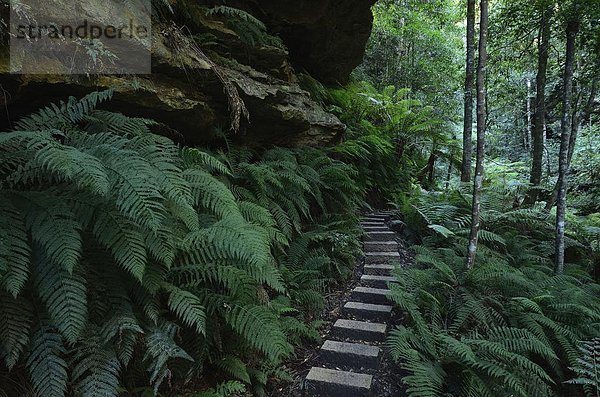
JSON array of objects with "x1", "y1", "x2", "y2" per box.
[{"x1": 0, "y1": 0, "x2": 376, "y2": 147}]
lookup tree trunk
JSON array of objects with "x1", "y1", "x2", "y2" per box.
[
  {"x1": 567, "y1": 81, "x2": 582, "y2": 167},
  {"x1": 466, "y1": 0, "x2": 488, "y2": 271},
  {"x1": 446, "y1": 135, "x2": 456, "y2": 191},
  {"x1": 545, "y1": 77, "x2": 596, "y2": 211},
  {"x1": 525, "y1": 78, "x2": 532, "y2": 151},
  {"x1": 526, "y1": 5, "x2": 552, "y2": 204},
  {"x1": 461, "y1": 0, "x2": 476, "y2": 183},
  {"x1": 554, "y1": 16, "x2": 579, "y2": 275}
]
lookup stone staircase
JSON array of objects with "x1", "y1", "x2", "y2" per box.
[{"x1": 303, "y1": 211, "x2": 400, "y2": 396}]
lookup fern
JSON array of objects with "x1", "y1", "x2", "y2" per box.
[
  {"x1": 388, "y1": 189, "x2": 600, "y2": 397},
  {"x1": 568, "y1": 338, "x2": 600, "y2": 397},
  {"x1": 205, "y1": 6, "x2": 283, "y2": 48},
  {"x1": 194, "y1": 380, "x2": 246, "y2": 397},
  {"x1": 0, "y1": 91, "x2": 364, "y2": 395},
  {"x1": 165, "y1": 285, "x2": 206, "y2": 336},
  {"x1": 71, "y1": 329, "x2": 120, "y2": 397},
  {"x1": 0, "y1": 291, "x2": 33, "y2": 369},
  {"x1": 32, "y1": 249, "x2": 87, "y2": 343},
  {"x1": 224, "y1": 305, "x2": 292, "y2": 363},
  {"x1": 26, "y1": 323, "x2": 68, "y2": 397}
]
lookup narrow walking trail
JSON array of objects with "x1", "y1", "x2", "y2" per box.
[{"x1": 302, "y1": 211, "x2": 402, "y2": 396}]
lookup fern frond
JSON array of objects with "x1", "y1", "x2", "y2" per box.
[
  {"x1": 224, "y1": 305, "x2": 292, "y2": 362},
  {"x1": 0, "y1": 291, "x2": 33, "y2": 369},
  {"x1": 71, "y1": 330, "x2": 121, "y2": 397},
  {"x1": 164, "y1": 284, "x2": 206, "y2": 335},
  {"x1": 26, "y1": 323, "x2": 68, "y2": 397},
  {"x1": 32, "y1": 249, "x2": 87, "y2": 343}
]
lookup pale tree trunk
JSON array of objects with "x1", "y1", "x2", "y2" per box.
[
  {"x1": 554, "y1": 16, "x2": 579, "y2": 275},
  {"x1": 461, "y1": 0, "x2": 476, "y2": 182},
  {"x1": 525, "y1": 78, "x2": 532, "y2": 151},
  {"x1": 466, "y1": 0, "x2": 488, "y2": 271},
  {"x1": 446, "y1": 134, "x2": 456, "y2": 191},
  {"x1": 546, "y1": 75, "x2": 596, "y2": 210},
  {"x1": 526, "y1": 5, "x2": 553, "y2": 204}
]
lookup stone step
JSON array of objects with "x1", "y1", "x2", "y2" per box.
[
  {"x1": 362, "y1": 226, "x2": 390, "y2": 232},
  {"x1": 360, "y1": 274, "x2": 397, "y2": 288},
  {"x1": 362, "y1": 219, "x2": 388, "y2": 225},
  {"x1": 304, "y1": 367, "x2": 372, "y2": 397},
  {"x1": 365, "y1": 251, "x2": 400, "y2": 264},
  {"x1": 364, "y1": 214, "x2": 388, "y2": 220},
  {"x1": 363, "y1": 241, "x2": 398, "y2": 252},
  {"x1": 319, "y1": 340, "x2": 381, "y2": 370},
  {"x1": 363, "y1": 264, "x2": 395, "y2": 276},
  {"x1": 351, "y1": 286, "x2": 391, "y2": 305},
  {"x1": 332, "y1": 319, "x2": 387, "y2": 342},
  {"x1": 343, "y1": 301, "x2": 393, "y2": 322},
  {"x1": 364, "y1": 231, "x2": 396, "y2": 242},
  {"x1": 361, "y1": 221, "x2": 386, "y2": 227}
]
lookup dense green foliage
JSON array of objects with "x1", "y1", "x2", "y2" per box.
[
  {"x1": 1, "y1": 0, "x2": 599, "y2": 396},
  {"x1": 325, "y1": 81, "x2": 447, "y2": 201},
  {"x1": 0, "y1": 91, "x2": 363, "y2": 396},
  {"x1": 355, "y1": 1, "x2": 600, "y2": 396},
  {"x1": 388, "y1": 187, "x2": 600, "y2": 396}
]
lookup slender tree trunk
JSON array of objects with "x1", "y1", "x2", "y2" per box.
[
  {"x1": 525, "y1": 78, "x2": 532, "y2": 151},
  {"x1": 526, "y1": 5, "x2": 553, "y2": 204},
  {"x1": 461, "y1": 0, "x2": 476, "y2": 183},
  {"x1": 567, "y1": 82, "x2": 582, "y2": 167},
  {"x1": 466, "y1": 0, "x2": 488, "y2": 271},
  {"x1": 446, "y1": 135, "x2": 456, "y2": 191},
  {"x1": 546, "y1": 77, "x2": 596, "y2": 211},
  {"x1": 554, "y1": 16, "x2": 579, "y2": 275}
]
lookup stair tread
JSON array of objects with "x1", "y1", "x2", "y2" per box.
[
  {"x1": 361, "y1": 275, "x2": 396, "y2": 282},
  {"x1": 334, "y1": 319, "x2": 387, "y2": 333},
  {"x1": 353, "y1": 286, "x2": 391, "y2": 294},
  {"x1": 321, "y1": 340, "x2": 381, "y2": 357},
  {"x1": 344, "y1": 301, "x2": 393, "y2": 312},
  {"x1": 364, "y1": 264, "x2": 395, "y2": 269},
  {"x1": 305, "y1": 367, "x2": 372, "y2": 389}
]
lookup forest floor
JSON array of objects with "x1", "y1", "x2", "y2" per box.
[{"x1": 270, "y1": 235, "x2": 415, "y2": 397}]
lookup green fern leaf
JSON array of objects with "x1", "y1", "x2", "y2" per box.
[
  {"x1": 164, "y1": 284, "x2": 206, "y2": 335},
  {"x1": 72, "y1": 331, "x2": 121, "y2": 397},
  {"x1": 32, "y1": 249, "x2": 87, "y2": 343},
  {"x1": 26, "y1": 323, "x2": 68, "y2": 397},
  {"x1": 0, "y1": 197, "x2": 31, "y2": 296},
  {"x1": 0, "y1": 291, "x2": 33, "y2": 369}
]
